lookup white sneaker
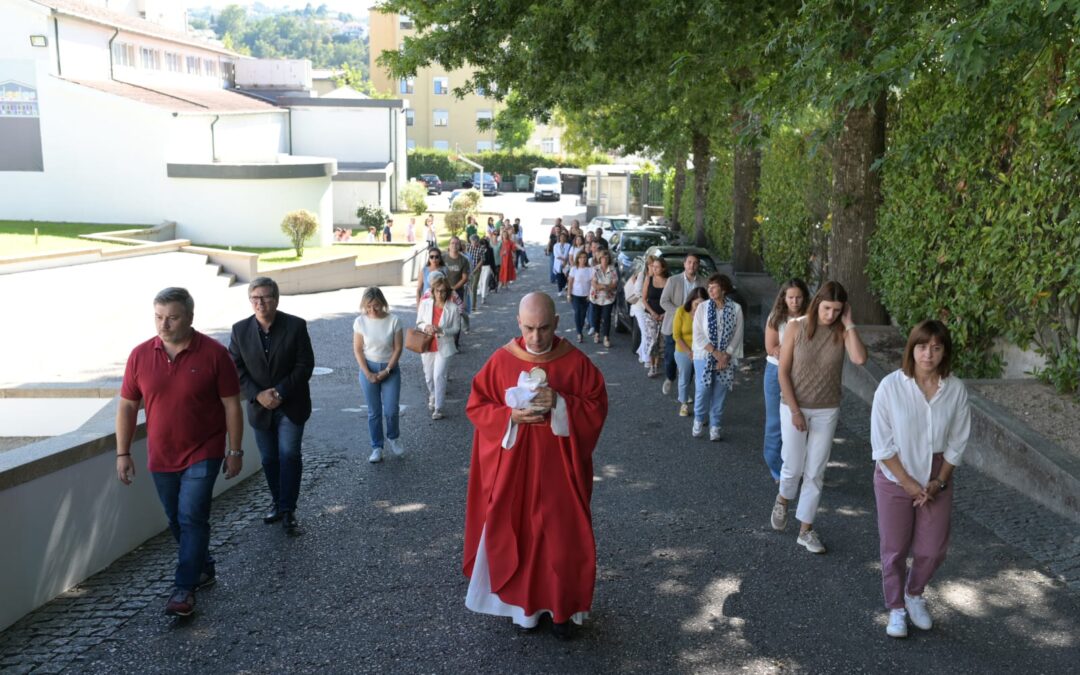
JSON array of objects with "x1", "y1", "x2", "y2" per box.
[
  {"x1": 709, "y1": 427, "x2": 722, "y2": 442},
  {"x1": 797, "y1": 529, "x2": 826, "y2": 554},
  {"x1": 886, "y1": 609, "x2": 908, "y2": 638},
  {"x1": 770, "y1": 498, "x2": 788, "y2": 531},
  {"x1": 691, "y1": 420, "x2": 704, "y2": 438},
  {"x1": 904, "y1": 594, "x2": 933, "y2": 630},
  {"x1": 662, "y1": 379, "x2": 673, "y2": 395},
  {"x1": 368, "y1": 447, "x2": 382, "y2": 463},
  {"x1": 432, "y1": 409, "x2": 445, "y2": 420},
  {"x1": 387, "y1": 437, "x2": 405, "y2": 457},
  {"x1": 678, "y1": 403, "x2": 691, "y2": 417}
]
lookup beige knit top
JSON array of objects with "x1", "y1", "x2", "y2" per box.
[{"x1": 783, "y1": 316, "x2": 845, "y2": 409}]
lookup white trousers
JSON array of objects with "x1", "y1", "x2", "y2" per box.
[
  {"x1": 779, "y1": 404, "x2": 840, "y2": 525},
  {"x1": 478, "y1": 266, "x2": 493, "y2": 301},
  {"x1": 421, "y1": 351, "x2": 451, "y2": 411}
]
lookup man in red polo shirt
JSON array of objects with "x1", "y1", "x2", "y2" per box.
[{"x1": 115, "y1": 287, "x2": 244, "y2": 617}]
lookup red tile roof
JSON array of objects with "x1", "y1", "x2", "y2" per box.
[
  {"x1": 63, "y1": 78, "x2": 281, "y2": 113},
  {"x1": 29, "y1": 0, "x2": 237, "y2": 55}
]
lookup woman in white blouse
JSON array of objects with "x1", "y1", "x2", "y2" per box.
[
  {"x1": 691, "y1": 273, "x2": 744, "y2": 442},
  {"x1": 417, "y1": 276, "x2": 462, "y2": 420},
  {"x1": 870, "y1": 319, "x2": 970, "y2": 639},
  {"x1": 353, "y1": 286, "x2": 404, "y2": 463}
]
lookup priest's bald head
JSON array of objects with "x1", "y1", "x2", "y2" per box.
[{"x1": 518, "y1": 292, "x2": 560, "y2": 354}]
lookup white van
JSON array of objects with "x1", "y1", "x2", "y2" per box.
[{"x1": 533, "y1": 169, "x2": 562, "y2": 201}]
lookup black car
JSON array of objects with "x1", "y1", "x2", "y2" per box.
[
  {"x1": 610, "y1": 229, "x2": 670, "y2": 280},
  {"x1": 614, "y1": 245, "x2": 724, "y2": 350},
  {"x1": 419, "y1": 174, "x2": 443, "y2": 195}
]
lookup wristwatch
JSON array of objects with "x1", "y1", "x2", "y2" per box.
[
  {"x1": 226, "y1": 450, "x2": 244, "y2": 457},
  {"x1": 935, "y1": 478, "x2": 948, "y2": 490}
]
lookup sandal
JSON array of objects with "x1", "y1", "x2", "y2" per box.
[
  {"x1": 594, "y1": 333, "x2": 601, "y2": 344},
  {"x1": 604, "y1": 337, "x2": 611, "y2": 348},
  {"x1": 577, "y1": 334, "x2": 583, "y2": 343}
]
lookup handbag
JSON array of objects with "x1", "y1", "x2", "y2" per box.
[
  {"x1": 624, "y1": 275, "x2": 642, "y2": 305},
  {"x1": 405, "y1": 327, "x2": 433, "y2": 354}
]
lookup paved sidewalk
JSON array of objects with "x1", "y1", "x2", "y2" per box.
[{"x1": 2, "y1": 249, "x2": 1079, "y2": 674}]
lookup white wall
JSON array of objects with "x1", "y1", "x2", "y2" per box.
[
  {"x1": 211, "y1": 112, "x2": 288, "y2": 162},
  {"x1": 235, "y1": 59, "x2": 311, "y2": 89},
  {"x1": 290, "y1": 106, "x2": 393, "y2": 162},
  {"x1": 333, "y1": 180, "x2": 382, "y2": 227},
  {"x1": 54, "y1": 17, "x2": 114, "y2": 81},
  {"x1": 0, "y1": 0, "x2": 52, "y2": 68}
]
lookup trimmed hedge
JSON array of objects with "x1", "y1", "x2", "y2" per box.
[{"x1": 407, "y1": 148, "x2": 611, "y2": 183}]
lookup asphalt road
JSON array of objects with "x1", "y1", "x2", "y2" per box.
[{"x1": 63, "y1": 243, "x2": 1079, "y2": 675}]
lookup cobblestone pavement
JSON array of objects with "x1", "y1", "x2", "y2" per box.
[{"x1": 2, "y1": 246, "x2": 1079, "y2": 674}]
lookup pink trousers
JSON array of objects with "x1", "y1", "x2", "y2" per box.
[{"x1": 874, "y1": 454, "x2": 953, "y2": 609}]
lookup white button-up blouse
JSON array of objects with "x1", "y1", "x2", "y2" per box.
[{"x1": 870, "y1": 370, "x2": 971, "y2": 486}]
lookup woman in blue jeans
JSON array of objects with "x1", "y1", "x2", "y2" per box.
[
  {"x1": 691, "y1": 274, "x2": 745, "y2": 442},
  {"x1": 762, "y1": 279, "x2": 809, "y2": 480},
  {"x1": 566, "y1": 250, "x2": 594, "y2": 342},
  {"x1": 353, "y1": 286, "x2": 404, "y2": 463}
]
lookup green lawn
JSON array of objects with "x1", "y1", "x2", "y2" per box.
[
  {"x1": 0, "y1": 220, "x2": 140, "y2": 257},
  {"x1": 194, "y1": 243, "x2": 412, "y2": 271}
]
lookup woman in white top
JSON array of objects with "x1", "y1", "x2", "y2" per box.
[
  {"x1": 416, "y1": 276, "x2": 462, "y2": 420},
  {"x1": 871, "y1": 319, "x2": 970, "y2": 639},
  {"x1": 352, "y1": 286, "x2": 404, "y2": 463},
  {"x1": 628, "y1": 255, "x2": 656, "y2": 367},
  {"x1": 552, "y1": 232, "x2": 572, "y2": 293},
  {"x1": 762, "y1": 279, "x2": 810, "y2": 481},
  {"x1": 690, "y1": 273, "x2": 744, "y2": 442},
  {"x1": 424, "y1": 215, "x2": 438, "y2": 247},
  {"x1": 565, "y1": 250, "x2": 594, "y2": 343}
]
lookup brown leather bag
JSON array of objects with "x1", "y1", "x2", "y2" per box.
[{"x1": 405, "y1": 327, "x2": 433, "y2": 354}]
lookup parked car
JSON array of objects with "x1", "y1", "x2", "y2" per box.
[
  {"x1": 588, "y1": 215, "x2": 640, "y2": 242},
  {"x1": 447, "y1": 188, "x2": 463, "y2": 206},
  {"x1": 533, "y1": 169, "x2": 562, "y2": 201},
  {"x1": 471, "y1": 172, "x2": 499, "y2": 196},
  {"x1": 609, "y1": 229, "x2": 670, "y2": 280},
  {"x1": 419, "y1": 174, "x2": 443, "y2": 195},
  {"x1": 614, "y1": 245, "x2": 733, "y2": 350}
]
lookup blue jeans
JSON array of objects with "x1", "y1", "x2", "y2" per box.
[
  {"x1": 358, "y1": 359, "x2": 401, "y2": 449},
  {"x1": 763, "y1": 361, "x2": 783, "y2": 480},
  {"x1": 674, "y1": 350, "x2": 694, "y2": 404},
  {"x1": 693, "y1": 359, "x2": 730, "y2": 428},
  {"x1": 151, "y1": 458, "x2": 222, "y2": 591},
  {"x1": 664, "y1": 334, "x2": 678, "y2": 381},
  {"x1": 592, "y1": 302, "x2": 614, "y2": 338},
  {"x1": 571, "y1": 295, "x2": 590, "y2": 335},
  {"x1": 555, "y1": 271, "x2": 567, "y2": 293},
  {"x1": 253, "y1": 410, "x2": 305, "y2": 513}
]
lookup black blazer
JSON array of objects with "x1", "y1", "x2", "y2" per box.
[{"x1": 229, "y1": 311, "x2": 315, "y2": 430}]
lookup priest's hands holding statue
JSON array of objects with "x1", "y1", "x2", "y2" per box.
[{"x1": 511, "y1": 385, "x2": 556, "y2": 424}]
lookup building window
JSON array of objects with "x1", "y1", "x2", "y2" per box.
[
  {"x1": 433, "y1": 76, "x2": 449, "y2": 95},
  {"x1": 204, "y1": 59, "x2": 218, "y2": 77},
  {"x1": 399, "y1": 13, "x2": 413, "y2": 29},
  {"x1": 186, "y1": 56, "x2": 202, "y2": 75},
  {"x1": 475, "y1": 84, "x2": 486, "y2": 97},
  {"x1": 433, "y1": 109, "x2": 448, "y2": 127},
  {"x1": 542, "y1": 137, "x2": 556, "y2": 154},
  {"x1": 433, "y1": 140, "x2": 449, "y2": 150},
  {"x1": 165, "y1": 52, "x2": 182, "y2": 72},
  {"x1": 476, "y1": 140, "x2": 492, "y2": 152},
  {"x1": 112, "y1": 42, "x2": 136, "y2": 68},
  {"x1": 405, "y1": 109, "x2": 415, "y2": 126},
  {"x1": 476, "y1": 109, "x2": 493, "y2": 123},
  {"x1": 140, "y1": 47, "x2": 160, "y2": 70},
  {"x1": 399, "y1": 77, "x2": 414, "y2": 94},
  {"x1": 407, "y1": 139, "x2": 416, "y2": 150}
]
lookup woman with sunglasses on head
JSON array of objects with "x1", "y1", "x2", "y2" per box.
[
  {"x1": 871, "y1": 320, "x2": 969, "y2": 638},
  {"x1": 416, "y1": 276, "x2": 461, "y2": 420},
  {"x1": 353, "y1": 286, "x2": 404, "y2": 463},
  {"x1": 771, "y1": 281, "x2": 867, "y2": 554},
  {"x1": 416, "y1": 248, "x2": 447, "y2": 305},
  {"x1": 763, "y1": 279, "x2": 811, "y2": 482}
]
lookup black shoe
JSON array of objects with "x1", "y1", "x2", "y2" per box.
[
  {"x1": 282, "y1": 511, "x2": 300, "y2": 535},
  {"x1": 263, "y1": 506, "x2": 283, "y2": 524},
  {"x1": 195, "y1": 565, "x2": 216, "y2": 591},
  {"x1": 551, "y1": 621, "x2": 574, "y2": 641}
]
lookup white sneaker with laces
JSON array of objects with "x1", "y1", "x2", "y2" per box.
[
  {"x1": 432, "y1": 409, "x2": 445, "y2": 420},
  {"x1": 904, "y1": 594, "x2": 933, "y2": 630},
  {"x1": 770, "y1": 498, "x2": 788, "y2": 531},
  {"x1": 388, "y1": 437, "x2": 405, "y2": 457},
  {"x1": 662, "y1": 379, "x2": 673, "y2": 395},
  {"x1": 886, "y1": 609, "x2": 908, "y2": 638},
  {"x1": 691, "y1": 420, "x2": 704, "y2": 438},
  {"x1": 797, "y1": 529, "x2": 826, "y2": 554},
  {"x1": 678, "y1": 403, "x2": 691, "y2": 417},
  {"x1": 709, "y1": 427, "x2": 722, "y2": 442},
  {"x1": 368, "y1": 447, "x2": 382, "y2": 463}
]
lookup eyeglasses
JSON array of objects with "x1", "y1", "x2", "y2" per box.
[
  {"x1": 429, "y1": 255, "x2": 440, "y2": 260},
  {"x1": 249, "y1": 295, "x2": 276, "y2": 304}
]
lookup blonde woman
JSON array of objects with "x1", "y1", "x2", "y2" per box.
[
  {"x1": 353, "y1": 287, "x2": 404, "y2": 463},
  {"x1": 416, "y1": 276, "x2": 461, "y2": 420},
  {"x1": 763, "y1": 279, "x2": 810, "y2": 481}
]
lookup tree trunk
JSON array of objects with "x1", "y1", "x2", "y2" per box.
[
  {"x1": 829, "y1": 92, "x2": 889, "y2": 325},
  {"x1": 691, "y1": 130, "x2": 710, "y2": 249},
  {"x1": 732, "y1": 142, "x2": 763, "y2": 273},
  {"x1": 671, "y1": 151, "x2": 687, "y2": 233}
]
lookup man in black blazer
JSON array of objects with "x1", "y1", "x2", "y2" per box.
[{"x1": 229, "y1": 277, "x2": 314, "y2": 535}]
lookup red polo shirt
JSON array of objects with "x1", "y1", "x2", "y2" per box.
[{"x1": 120, "y1": 330, "x2": 240, "y2": 472}]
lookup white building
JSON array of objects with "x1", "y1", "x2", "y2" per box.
[{"x1": 0, "y1": 0, "x2": 406, "y2": 248}]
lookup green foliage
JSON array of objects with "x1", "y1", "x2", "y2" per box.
[
  {"x1": 406, "y1": 148, "x2": 609, "y2": 184},
  {"x1": 213, "y1": 4, "x2": 369, "y2": 70},
  {"x1": 334, "y1": 63, "x2": 390, "y2": 98},
  {"x1": 492, "y1": 111, "x2": 535, "y2": 151},
  {"x1": 355, "y1": 204, "x2": 389, "y2": 234},
  {"x1": 756, "y1": 124, "x2": 832, "y2": 287},
  {"x1": 445, "y1": 190, "x2": 483, "y2": 237},
  {"x1": 399, "y1": 180, "x2": 429, "y2": 216},
  {"x1": 662, "y1": 160, "x2": 733, "y2": 260},
  {"x1": 280, "y1": 209, "x2": 319, "y2": 258}
]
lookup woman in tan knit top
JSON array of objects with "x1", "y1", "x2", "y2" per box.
[{"x1": 770, "y1": 281, "x2": 867, "y2": 554}]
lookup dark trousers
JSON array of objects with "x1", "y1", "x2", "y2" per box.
[
  {"x1": 555, "y1": 271, "x2": 568, "y2": 293},
  {"x1": 664, "y1": 334, "x2": 678, "y2": 381},
  {"x1": 571, "y1": 295, "x2": 590, "y2": 335},
  {"x1": 592, "y1": 302, "x2": 614, "y2": 338}
]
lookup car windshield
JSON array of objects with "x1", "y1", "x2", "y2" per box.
[
  {"x1": 537, "y1": 175, "x2": 558, "y2": 184},
  {"x1": 621, "y1": 233, "x2": 666, "y2": 250},
  {"x1": 473, "y1": 173, "x2": 495, "y2": 182},
  {"x1": 608, "y1": 218, "x2": 632, "y2": 230}
]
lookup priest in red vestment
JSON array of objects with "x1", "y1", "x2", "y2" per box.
[{"x1": 464, "y1": 292, "x2": 608, "y2": 640}]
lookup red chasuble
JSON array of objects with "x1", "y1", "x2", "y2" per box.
[{"x1": 464, "y1": 336, "x2": 608, "y2": 622}]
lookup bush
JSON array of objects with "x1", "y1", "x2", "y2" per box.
[
  {"x1": 445, "y1": 189, "x2": 483, "y2": 238},
  {"x1": 407, "y1": 148, "x2": 611, "y2": 184},
  {"x1": 399, "y1": 180, "x2": 428, "y2": 216},
  {"x1": 356, "y1": 203, "x2": 390, "y2": 236},
  {"x1": 662, "y1": 156, "x2": 733, "y2": 260},
  {"x1": 280, "y1": 209, "x2": 319, "y2": 258}
]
